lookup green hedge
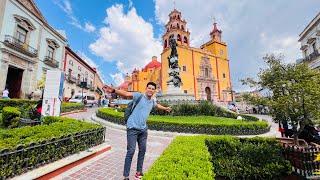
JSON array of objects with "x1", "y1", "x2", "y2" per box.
[
  {"x1": 61, "y1": 102, "x2": 85, "y2": 113},
  {"x1": 151, "y1": 101, "x2": 259, "y2": 121},
  {"x1": 0, "y1": 116, "x2": 102, "y2": 150},
  {"x1": 205, "y1": 136, "x2": 292, "y2": 179},
  {"x1": 143, "y1": 136, "x2": 214, "y2": 179},
  {"x1": 0, "y1": 99, "x2": 36, "y2": 118},
  {"x1": 144, "y1": 136, "x2": 292, "y2": 179},
  {"x1": 97, "y1": 108, "x2": 269, "y2": 135},
  {"x1": 2, "y1": 107, "x2": 21, "y2": 128},
  {"x1": 0, "y1": 116, "x2": 105, "y2": 179}
]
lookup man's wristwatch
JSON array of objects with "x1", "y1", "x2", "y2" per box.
[{"x1": 111, "y1": 89, "x2": 116, "y2": 93}]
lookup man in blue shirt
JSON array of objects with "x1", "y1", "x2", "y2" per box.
[{"x1": 104, "y1": 82, "x2": 171, "y2": 180}]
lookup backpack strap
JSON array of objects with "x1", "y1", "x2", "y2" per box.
[{"x1": 131, "y1": 94, "x2": 143, "y2": 112}]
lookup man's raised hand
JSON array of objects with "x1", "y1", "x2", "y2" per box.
[{"x1": 103, "y1": 85, "x2": 114, "y2": 93}]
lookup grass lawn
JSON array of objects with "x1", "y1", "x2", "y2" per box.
[{"x1": 148, "y1": 115, "x2": 266, "y2": 126}]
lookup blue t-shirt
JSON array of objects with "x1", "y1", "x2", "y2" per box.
[{"x1": 127, "y1": 92, "x2": 157, "y2": 130}]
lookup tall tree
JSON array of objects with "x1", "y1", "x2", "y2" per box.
[{"x1": 242, "y1": 54, "x2": 320, "y2": 143}]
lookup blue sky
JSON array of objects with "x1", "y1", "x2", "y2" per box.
[{"x1": 34, "y1": 0, "x2": 320, "y2": 92}]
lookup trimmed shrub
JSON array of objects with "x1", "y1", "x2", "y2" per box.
[
  {"x1": 61, "y1": 102, "x2": 85, "y2": 113},
  {"x1": 97, "y1": 108, "x2": 270, "y2": 135},
  {"x1": 144, "y1": 136, "x2": 214, "y2": 179},
  {"x1": 145, "y1": 136, "x2": 292, "y2": 179},
  {"x1": 205, "y1": 136, "x2": 292, "y2": 179},
  {"x1": 0, "y1": 99, "x2": 36, "y2": 118},
  {"x1": 151, "y1": 101, "x2": 257, "y2": 121},
  {"x1": 0, "y1": 113, "x2": 2, "y2": 127},
  {"x1": 0, "y1": 116, "x2": 102, "y2": 150},
  {"x1": 0, "y1": 116, "x2": 105, "y2": 178},
  {"x1": 2, "y1": 107, "x2": 21, "y2": 128}
]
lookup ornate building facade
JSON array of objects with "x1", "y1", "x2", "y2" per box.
[
  {"x1": 297, "y1": 12, "x2": 320, "y2": 69},
  {"x1": 0, "y1": 0, "x2": 67, "y2": 98},
  {"x1": 161, "y1": 9, "x2": 233, "y2": 102}
]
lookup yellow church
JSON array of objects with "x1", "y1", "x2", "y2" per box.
[
  {"x1": 120, "y1": 8, "x2": 233, "y2": 102},
  {"x1": 161, "y1": 9, "x2": 233, "y2": 102}
]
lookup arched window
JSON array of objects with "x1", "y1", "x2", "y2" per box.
[
  {"x1": 181, "y1": 25, "x2": 184, "y2": 30},
  {"x1": 184, "y1": 36, "x2": 188, "y2": 44},
  {"x1": 177, "y1": 23, "x2": 179, "y2": 29},
  {"x1": 178, "y1": 15, "x2": 180, "y2": 19},
  {"x1": 177, "y1": 34, "x2": 181, "y2": 41},
  {"x1": 164, "y1": 39, "x2": 167, "y2": 48}
]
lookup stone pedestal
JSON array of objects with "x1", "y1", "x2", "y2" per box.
[{"x1": 158, "y1": 84, "x2": 195, "y2": 101}]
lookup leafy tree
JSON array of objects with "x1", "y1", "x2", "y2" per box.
[
  {"x1": 37, "y1": 74, "x2": 46, "y2": 90},
  {"x1": 242, "y1": 54, "x2": 320, "y2": 144}
]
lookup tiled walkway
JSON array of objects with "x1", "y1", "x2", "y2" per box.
[{"x1": 55, "y1": 107, "x2": 173, "y2": 180}]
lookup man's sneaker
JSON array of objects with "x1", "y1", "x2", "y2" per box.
[
  {"x1": 134, "y1": 172, "x2": 143, "y2": 180},
  {"x1": 123, "y1": 177, "x2": 129, "y2": 180}
]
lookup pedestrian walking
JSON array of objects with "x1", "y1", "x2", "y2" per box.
[
  {"x1": 104, "y1": 82, "x2": 171, "y2": 180},
  {"x1": 2, "y1": 88, "x2": 9, "y2": 99}
]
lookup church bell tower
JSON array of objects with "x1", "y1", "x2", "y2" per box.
[{"x1": 162, "y1": 9, "x2": 190, "y2": 50}]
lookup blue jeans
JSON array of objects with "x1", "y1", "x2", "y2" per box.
[{"x1": 123, "y1": 128, "x2": 148, "y2": 177}]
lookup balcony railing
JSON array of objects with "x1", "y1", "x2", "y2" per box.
[
  {"x1": 301, "y1": 50, "x2": 320, "y2": 63},
  {"x1": 67, "y1": 75, "x2": 77, "y2": 83},
  {"x1": 43, "y1": 56, "x2": 59, "y2": 68},
  {"x1": 309, "y1": 50, "x2": 320, "y2": 60},
  {"x1": 3, "y1": 35, "x2": 38, "y2": 57}
]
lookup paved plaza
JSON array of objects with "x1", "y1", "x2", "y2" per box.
[{"x1": 56, "y1": 108, "x2": 173, "y2": 179}]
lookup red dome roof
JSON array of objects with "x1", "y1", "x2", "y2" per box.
[{"x1": 143, "y1": 58, "x2": 161, "y2": 71}]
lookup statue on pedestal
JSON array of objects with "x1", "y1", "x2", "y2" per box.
[{"x1": 167, "y1": 36, "x2": 182, "y2": 88}]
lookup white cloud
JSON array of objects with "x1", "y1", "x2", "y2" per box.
[
  {"x1": 84, "y1": 22, "x2": 96, "y2": 32},
  {"x1": 89, "y1": 4, "x2": 162, "y2": 75},
  {"x1": 110, "y1": 73, "x2": 124, "y2": 86},
  {"x1": 54, "y1": 0, "x2": 95, "y2": 33},
  {"x1": 260, "y1": 33, "x2": 301, "y2": 63},
  {"x1": 154, "y1": 0, "x2": 320, "y2": 92},
  {"x1": 76, "y1": 51, "x2": 97, "y2": 68}
]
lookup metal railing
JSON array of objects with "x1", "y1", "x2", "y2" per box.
[
  {"x1": 67, "y1": 74, "x2": 77, "y2": 83},
  {"x1": 3, "y1": 35, "x2": 38, "y2": 57},
  {"x1": 301, "y1": 50, "x2": 320, "y2": 62},
  {"x1": 43, "y1": 56, "x2": 59, "y2": 68},
  {"x1": 283, "y1": 145, "x2": 320, "y2": 179}
]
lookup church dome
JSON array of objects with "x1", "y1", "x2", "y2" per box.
[{"x1": 143, "y1": 56, "x2": 161, "y2": 71}]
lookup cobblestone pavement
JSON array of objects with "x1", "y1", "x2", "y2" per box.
[{"x1": 56, "y1": 107, "x2": 173, "y2": 180}]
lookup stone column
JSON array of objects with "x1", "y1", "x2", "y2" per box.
[{"x1": 0, "y1": 52, "x2": 9, "y2": 91}]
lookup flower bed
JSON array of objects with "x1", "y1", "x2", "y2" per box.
[
  {"x1": 97, "y1": 108, "x2": 269, "y2": 135},
  {"x1": 0, "y1": 116, "x2": 105, "y2": 179},
  {"x1": 144, "y1": 136, "x2": 292, "y2": 179}
]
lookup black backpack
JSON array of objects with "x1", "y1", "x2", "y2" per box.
[{"x1": 124, "y1": 94, "x2": 143, "y2": 124}]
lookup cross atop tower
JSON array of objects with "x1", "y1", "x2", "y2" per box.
[{"x1": 173, "y1": 0, "x2": 176, "y2": 9}]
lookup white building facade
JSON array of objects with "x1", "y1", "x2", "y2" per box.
[
  {"x1": 298, "y1": 12, "x2": 320, "y2": 69},
  {"x1": 0, "y1": 0, "x2": 67, "y2": 98}
]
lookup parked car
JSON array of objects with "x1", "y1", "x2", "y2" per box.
[{"x1": 69, "y1": 94, "x2": 97, "y2": 107}]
